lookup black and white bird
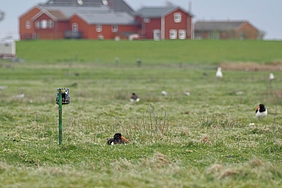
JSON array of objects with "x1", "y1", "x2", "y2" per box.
[
  {"x1": 130, "y1": 93, "x2": 140, "y2": 102},
  {"x1": 107, "y1": 133, "x2": 130, "y2": 145},
  {"x1": 216, "y1": 67, "x2": 223, "y2": 78},
  {"x1": 255, "y1": 104, "x2": 267, "y2": 118}
]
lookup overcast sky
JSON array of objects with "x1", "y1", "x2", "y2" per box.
[{"x1": 0, "y1": 0, "x2": 281, "y2": 40}]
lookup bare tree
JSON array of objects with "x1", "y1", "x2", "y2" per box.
[
  {"x1": 258, "y1": 30, "x2": 266, "y2": 40},
  {"x1": 0, "y1": 9, "x2": 4, "y2": 22},
  {"x1": 165, "y1": 1, "x2": 175, "y2": 7}
]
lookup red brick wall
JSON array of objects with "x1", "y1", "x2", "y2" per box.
[{"x1": 19, "y1": 7, "x2": 41, "y2": 40}]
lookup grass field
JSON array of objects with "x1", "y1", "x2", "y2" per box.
[{"x1": 0, "y1": 40, "x2": 282, "y2": 187}]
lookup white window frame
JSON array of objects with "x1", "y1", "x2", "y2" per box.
[
  {"x1": 96, "y1": 24, "x2": 102, "y2": 32},
  {"x1": 112, "y1": 25, "x2": 118, "y2": 32},
  {"x1": 48, "y1": 20, "x2": 54, "y2": 28},
  {"x1": 35, "y1": 21, "x2": 40, "y2": 29},
  {"x1": 26, "y1": 20, "x2": 31, "y2": 29},
  {"x1": 72, "y1": 23, "x2": 78, "y2": 32},
  {"x1": 41, "y1": 20, "x2": 47, "y2": 29},
  {"x1": 174, "y1": 13, "x2": 182, "y2": 23},
  {"x1": 170, "y1": 29, "x2": 177, "y2": 39},
  {"x1": 178, "y1": 30, "x2": 186, "y2": 39}
]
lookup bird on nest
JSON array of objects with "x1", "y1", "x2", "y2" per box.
[
  {"x1": 130, "y1": 93, "x2": 140, "y2": 102},
  {"x1": 107, "y1": 133, "x2": 130, "y2": 145},
  {"x1": 255, "y1": 104, "x2": 267, "y2": 119}
]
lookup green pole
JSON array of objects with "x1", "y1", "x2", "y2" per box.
[{"x1": 58, "y1": 89, "x2": 63, "y2": 145}]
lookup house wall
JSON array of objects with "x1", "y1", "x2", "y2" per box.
[
  {"x1": 139, "y1": 17, "x2": 161, "y2": 39},
  {"x1": 70, "y1": 15, "x2": 138, "y2": 40},
  {"x1": 19, "y1": 7, "x2": 41, "y2": 40},
  {"x1": 33, "y1": 13, "x2": 69, "y2": 39},
  {"x1": 164, "y1": 9, "x2": 192, "y2": 39},
  {"x1": 236, "y1": 22, "x2": 258, "y2": 40}
]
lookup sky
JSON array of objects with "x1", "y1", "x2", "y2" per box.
[{"x1": 0, "y1": 0, "x2": 281, "y2": 40}]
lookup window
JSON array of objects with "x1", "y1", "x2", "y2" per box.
[
  {"x1": 112, "y1": 25, "x2": 118, "y2": 32},
  {"x1": 72, "y1": 23, "x2": 78, "y2": 31},
  {"x1": 144, "y1": 18, "x2": 150, "y2": 23},
  {"x1": 178, "y1": 30, "x2": 186, "y2": 39},
  {"x1": 170, "y1": 29, "x2": 177, "y2": 39},
  {"x1": 174, "y1": 13, "x2": 182, "y2": 23},
  {"x1": 35, "y1": 21, "x2": 40, "y2": 29},
  {"x1": 96, "y1": 24, "x2": 102, "y2": 32},
  {"x1": 48, "y1": 20, "x2": 54, "y2": 28},
  {"x1": 26, "y1": 20, "x2": 31, "y2": 29},
  {"x1": 41, "y1": 20, "x2": 47, "y2": 29}
]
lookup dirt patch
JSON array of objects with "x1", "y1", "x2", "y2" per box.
[{"x1": 220, "y1": 61, "x2": 282, "y2": 71}]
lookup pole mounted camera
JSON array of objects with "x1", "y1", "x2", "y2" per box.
[{"x1": 56, "y1": 88, "x2": 70, "y2": 145}]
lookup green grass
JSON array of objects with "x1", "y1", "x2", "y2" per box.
[
  {"x1": 16, "y1": 39, "x2": 282, "y2": 64},
  {"x1": 0, "y1": 40, "x2": 282, "y2": 187}
]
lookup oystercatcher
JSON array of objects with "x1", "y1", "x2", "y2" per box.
[
  {"x1": 107, "y1": 133, "x2": 130, "y2": 145},
  {"x1": 130, "y1": 93, "x2": 140, "y2": 102},
  {"x1": 255, "y1": 104, "x2": 267, "y2": 118},
  {"x1": 216, "y1": 67, "x2": 223, "y2": 78}
]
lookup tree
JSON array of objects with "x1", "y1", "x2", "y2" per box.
[
  {"x1": 0, "y1": 9, "x2": 4, "y2": 22},
  {"x1": 257, "y1": 30, "x2": 266, "y2": 40},
  {"x1": 165, "y1": 1, "x2": 175, "y2": 7}
]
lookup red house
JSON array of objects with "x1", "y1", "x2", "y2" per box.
[
  {"x1": 19, "y1": 0, "x2": 137, "y2": 40},
  {"x1": 19, "y1": 0, "x2": 193, "y2": 40},
  {"x1": 194, "y1": 21, "x2": 259, "y2": 40},
  {"x1": 134, "y1": 6, "x2": 193, "y2": 40}
]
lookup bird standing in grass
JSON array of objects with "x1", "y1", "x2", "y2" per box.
[
  {"x1": 107, "y1": 133, "x2": 130, "y2": 145},
  {"x1": 255, "y1": 104, "x2": 267, "y2": 118},
  {"x1": 216, "y1": 67, "x2": 223, "y2": 78},
  {"x1": 269, "y1": 73, "x2": 275, "y2": 81},
  {"x1": 161, "y1": 91, "x2": 167, "y2": 96},
  {"x1": 130, "y1": 93, "x2": 140, "y2": 102}
]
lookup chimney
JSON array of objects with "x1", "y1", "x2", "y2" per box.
[{"x1": 188, "y1": 1, "x2": 192, "y2": 13}]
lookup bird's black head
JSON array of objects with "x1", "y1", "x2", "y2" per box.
[
  {"x1": 114, "y1": 133, "x2": 122, "y2": 140},
  {"x1": 257, "y1": 104, "x2": 266, "y2": 112}
]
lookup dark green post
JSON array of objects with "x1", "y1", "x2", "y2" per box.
[
  {"x1": 56, "y1": 88, "x2": 70, "y2": 145},
  {"x1": 58, "y1": 89, "x2": 63, "y2": 145}
]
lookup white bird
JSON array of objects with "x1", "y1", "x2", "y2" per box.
[
  {"x1": 130, "y1": 93, "x2": 140, "y2": 102},
  {"x1": 255, "y1": 104, "x2": 267, "y2": 119},
  {"x1": 269, "y1": 73, "x2": 275, "y2": 80},
  {"x1": 216, "y1": 67, "x2": 223, "y2": 78},
  {"x1": 184, "y1": 91, "x2": 190, "y2": 96},
  {"x1": 14, "y1": 93, "x2": 24, "y2": 98},
  {"x1": 161, "y1": 91, "x2": 167, "y2": 96}
]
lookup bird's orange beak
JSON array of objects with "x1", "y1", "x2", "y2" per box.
[
  {"x1": 255, "y1": 106, "x2": 259, "y2": 110},
  {"x1": 121, "y1": 136, "x2": 130, "y2": 143}
]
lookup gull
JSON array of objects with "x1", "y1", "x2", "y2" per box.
[
  {"x1": 269, "y1": 73, "x2": 275, "y2": 80},
  {"x1": 0, "y1": 86, "x2": 7, "y2": 90},
  {"x1": 184, "y1": 91, "x2": 190, "y2": 96},
  {"x1": 161, "y1": 91, "x2": 167, "y2": 96},
  {"x1": 216, "y1": 67, "x2": 223, "y2": 78},
  {"x1": 14, "y1": 93, "x2": 24, "y2": 98}
]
